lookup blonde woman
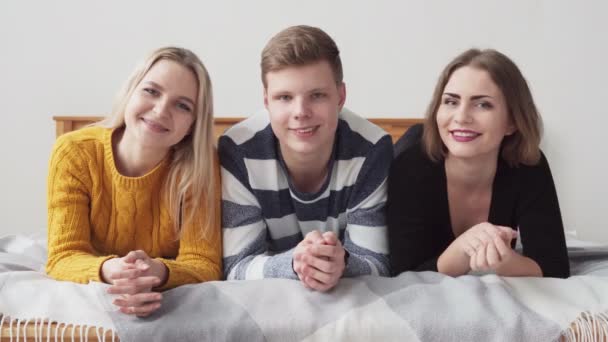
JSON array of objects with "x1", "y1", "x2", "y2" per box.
[
  {"x1": 46, "y1": 47, "x2": 221, "y2": 317},
  {"x1": 387, "y1": 49, "x2": 569, "y2": 278}
]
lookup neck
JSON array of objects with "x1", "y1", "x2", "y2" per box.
[
  {"x1": 445, "y1": 151, "x2": 499, "y2": 191},
  {"x1": 281, "y1": 142, "x2": 333, "y2": 194},
  {"x1": 113, "y1": 128, "x2": 169, "y2": 177}
]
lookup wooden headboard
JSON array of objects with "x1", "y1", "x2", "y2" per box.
[{"x1": 53, "y1": 116, "x2": 423, "y2": 143}]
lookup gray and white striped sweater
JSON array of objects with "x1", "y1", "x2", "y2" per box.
[{"x1": 219, "y1": 109, "x2": 392, "y2": 280}]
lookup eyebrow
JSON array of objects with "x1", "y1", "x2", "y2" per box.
[
  {"x1": 143, "y1": 81, "x2": 196, "y2": 106},
  {"x1": 443, "y1": 92, "x2": 494, "y2": 101},
  {"x1": 269, "y1": 87, "x2": 328, "y2": 95},
  {"x1": 309, "y1": 87, "x2": 328, "y2": 93}
]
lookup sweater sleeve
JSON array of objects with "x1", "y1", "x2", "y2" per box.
[
  {"x1": 46, "y1": 137, "x2": 116, "y2": 283},
  {"x1": 342, "y1": 135, "x2": 393, "y2": 277},
  {"x1": 218, "y1": 135, "x2": 299, "y2": 280},
  {"x1": 157, "y1": 160, "x2": 223, "y2": 289},
  {"x1": 516, "y1": 152, "x2": 570, "y2": 278},
  {"x1": 386, "y1": 145, "x2": 450, "y2": 275}
]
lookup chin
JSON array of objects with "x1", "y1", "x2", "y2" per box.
[
  {"x1": 140, "y1": 135, "x2": 171, "y2": 148},
  {"x1": 290, "y1": 145, "x2": 317, "y2": 155},
  {"x1": 445, "y1": 146, "x2": 479, "y2": 159},
  {"x1": 284, "y1": 141, "x2": 320, "y2": 156},
  {"x1": 448, "y1": 152, "x2": 479, "y2": 160}
]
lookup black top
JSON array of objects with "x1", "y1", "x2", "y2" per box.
[{"x1": 387, "y1": 140, "x2": 570, "y2": 278}]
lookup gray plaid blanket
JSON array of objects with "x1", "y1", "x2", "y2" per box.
[
  {"x1": 2, "y1": 235, "x2": 607, "y2": 341},
  {"x1": 95, "y1": 272, "x2": 608, "y2": 342}
]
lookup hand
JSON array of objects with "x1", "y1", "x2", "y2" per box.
[
  {"x1": 110, "y1": 284, "x2": 163, "y2": 317},
  {"x1": 438, "y1": 223, "x2": 517, "y2": 276},
  {"x1": 456, "y1": 222, "x2": 516, "y2": 257},
  {"x1": 102, "y1": 250, "x2": 168, "y2": 317},
  {"x1": 469, "y1": 233, "x2": 516, "y2": 272},
  {"x1": 293, "y1": 231, "x2": 346, "y2": 292},
  {"x1": 101, "y1": 256, "x2": 147, "y2": 284}
]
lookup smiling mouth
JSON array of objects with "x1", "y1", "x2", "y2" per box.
[
  {"x1": 450, "y1": 130, "x2": 481, "y2": 141},
  {"x1": 290, "y1": 126, "x2": 319, "y2": 136},
  {"x1": 142, "y1": 118, "x2": 170, "y2": 133}
]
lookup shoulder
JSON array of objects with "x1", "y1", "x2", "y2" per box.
[
  {"x1": 520, "y1": 150, "x2": 552, "y2": 174},
  {"x1": 500, "y1": 150, "x2": 553, "y2": 184},
  {"x1": 391, "y1": 140, "x2": 439, "y2": 178},
  {"x1": 336, "y1": 108, "x2": 393, "y2": 161},
  {"x1": 218, "y1": 110, "x2": 276, "y2": 161},
  {"x1": 51, "y1": 126, "x2": 109, "y2": 161},
  {"x1": 221, "y1": 110, "x2": 271, "y2": 146},
  {"x1": 338, "y1": 108, "x2": 389, "y2": 145}
]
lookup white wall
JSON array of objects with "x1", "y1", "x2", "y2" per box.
[{"x1": 1, "y1": 0, "x2": 606, "y2": 242}]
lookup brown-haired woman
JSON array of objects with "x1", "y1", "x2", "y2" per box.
[{"x1": 387, "y1": 48, "x2": 569, "y2": 278}]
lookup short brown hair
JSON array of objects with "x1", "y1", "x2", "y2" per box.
[
  {"x1": 422, "y1": 48, "x2": 543, "y2": 167},
  {"x1": 260, "y1": 25, "x2": 343, "y2": 87}
]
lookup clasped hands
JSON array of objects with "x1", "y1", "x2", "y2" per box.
[
  {"x1": 293, "y1": 230, "x2": 347, "y2": 292},
  {"x1": 457, "y1": 222, "x2": 518, "y2": 273},
  {"x1": 101, "y1": 250, "x2": 168, "y2": 317}
]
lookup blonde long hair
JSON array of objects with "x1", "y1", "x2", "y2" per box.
[{"x1": 98, "y1": 46, "x2": 217, "y2": 237}]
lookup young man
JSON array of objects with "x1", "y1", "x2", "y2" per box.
[{"x1": 219, "y1": 25, "x2": 392, "y2": 291}]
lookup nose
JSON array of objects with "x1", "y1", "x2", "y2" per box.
[
  {"x1": 453, "y1": 103, "x2": 472, "y2": 124},
  {"x1": 153, "y1": 97, "x2": 171, "y2": 118},
  {"x1": 293, "y1": 98, "x2": 312, "y2": 120}
]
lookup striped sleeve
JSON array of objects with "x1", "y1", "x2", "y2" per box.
[
  {"x1": 219, "y1": 135, "x2": 297, "y2": 280},
  {"x1": 342, "y1": 134, "x2": 393, "y2": 277}
]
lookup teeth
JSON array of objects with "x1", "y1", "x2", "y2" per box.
[
  {"x1": 297, "y1": 127, "x2": 314, "y2": 133},
  {"x1": 453, "y1": 131, "x2": 478, "y2": 137},
  {"x1": 143, "y1": 118, "x2": 168, "y2": 131}
]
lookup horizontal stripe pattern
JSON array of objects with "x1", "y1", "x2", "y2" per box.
[{"x1": 219, "y1": 108, "x2": 393, "y2": 280}]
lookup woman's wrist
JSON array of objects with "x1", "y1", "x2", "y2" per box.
[
  {"x1": 495, "y1": 252, "x2": 542, "y2": 277},
  {"x1": 437, "y1": 243, "x2": 470, "y2": 276},
  {"x1": 150, "y1": 259, "x2": 169, "y2": 287}
]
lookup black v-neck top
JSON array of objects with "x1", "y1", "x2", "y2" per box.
[{"x1": 387, "y1": 141, "x2": 570, "y2": 278}]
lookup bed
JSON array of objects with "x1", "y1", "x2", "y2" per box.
[
  {"x1": 1, "y1": 115, "x2": 422, "y2": 342},
  {"x1": 1, "y1": 115, "x2": 607, "y2": 341},
  {"x1": 51, "y1": 115, "x2": 424, "y2": 142}
]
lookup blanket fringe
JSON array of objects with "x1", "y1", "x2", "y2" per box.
[
  {"x1": 0, "y1": 314, "x2": 110, "y2": 342},
  {"x1": 561, "y1": 311, "x2": 608, "y2": 342}
]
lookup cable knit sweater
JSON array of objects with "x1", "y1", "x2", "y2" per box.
[{"x1": 46, "y1": 126, "x2": 222, "y2": 289}]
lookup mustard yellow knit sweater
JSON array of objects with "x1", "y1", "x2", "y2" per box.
[{"x1": 46, "y1": 126, "x2": 222, "y2": 289}]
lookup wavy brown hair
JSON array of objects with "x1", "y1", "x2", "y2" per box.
[{"x1": 423, "y1": 48, "x2": 542, "y2": 166}]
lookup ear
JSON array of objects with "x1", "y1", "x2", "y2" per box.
[
  {"x1": 505, "y1": 123, "x2": 517, "y2": 137},
  {"x1": 505, "y1": 119, "x2": 517, "y2": 136},
  {"x1": 337, "y1": 82, "x2": 346, "y2": 109},
  {"x1": 263, "y1": 88, "x2": 269, "y2": 109}
]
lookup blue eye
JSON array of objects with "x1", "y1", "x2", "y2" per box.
[
  {"x1": 443, "y1": 98, "x2": 457, "y2": 106},
  {"x1": 477, "y1": 102, "x2": 493, "y2": 109},
  {"x1": 143, "y1": 88, "x2": 159, "y2": 96},
  {"x1": 177, "y1": 102, "x2": 193, "y2": 112}
]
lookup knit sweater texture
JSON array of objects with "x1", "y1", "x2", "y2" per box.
[{"x1": 46, "y1": 126, "x2": 222, "y2": 289}]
